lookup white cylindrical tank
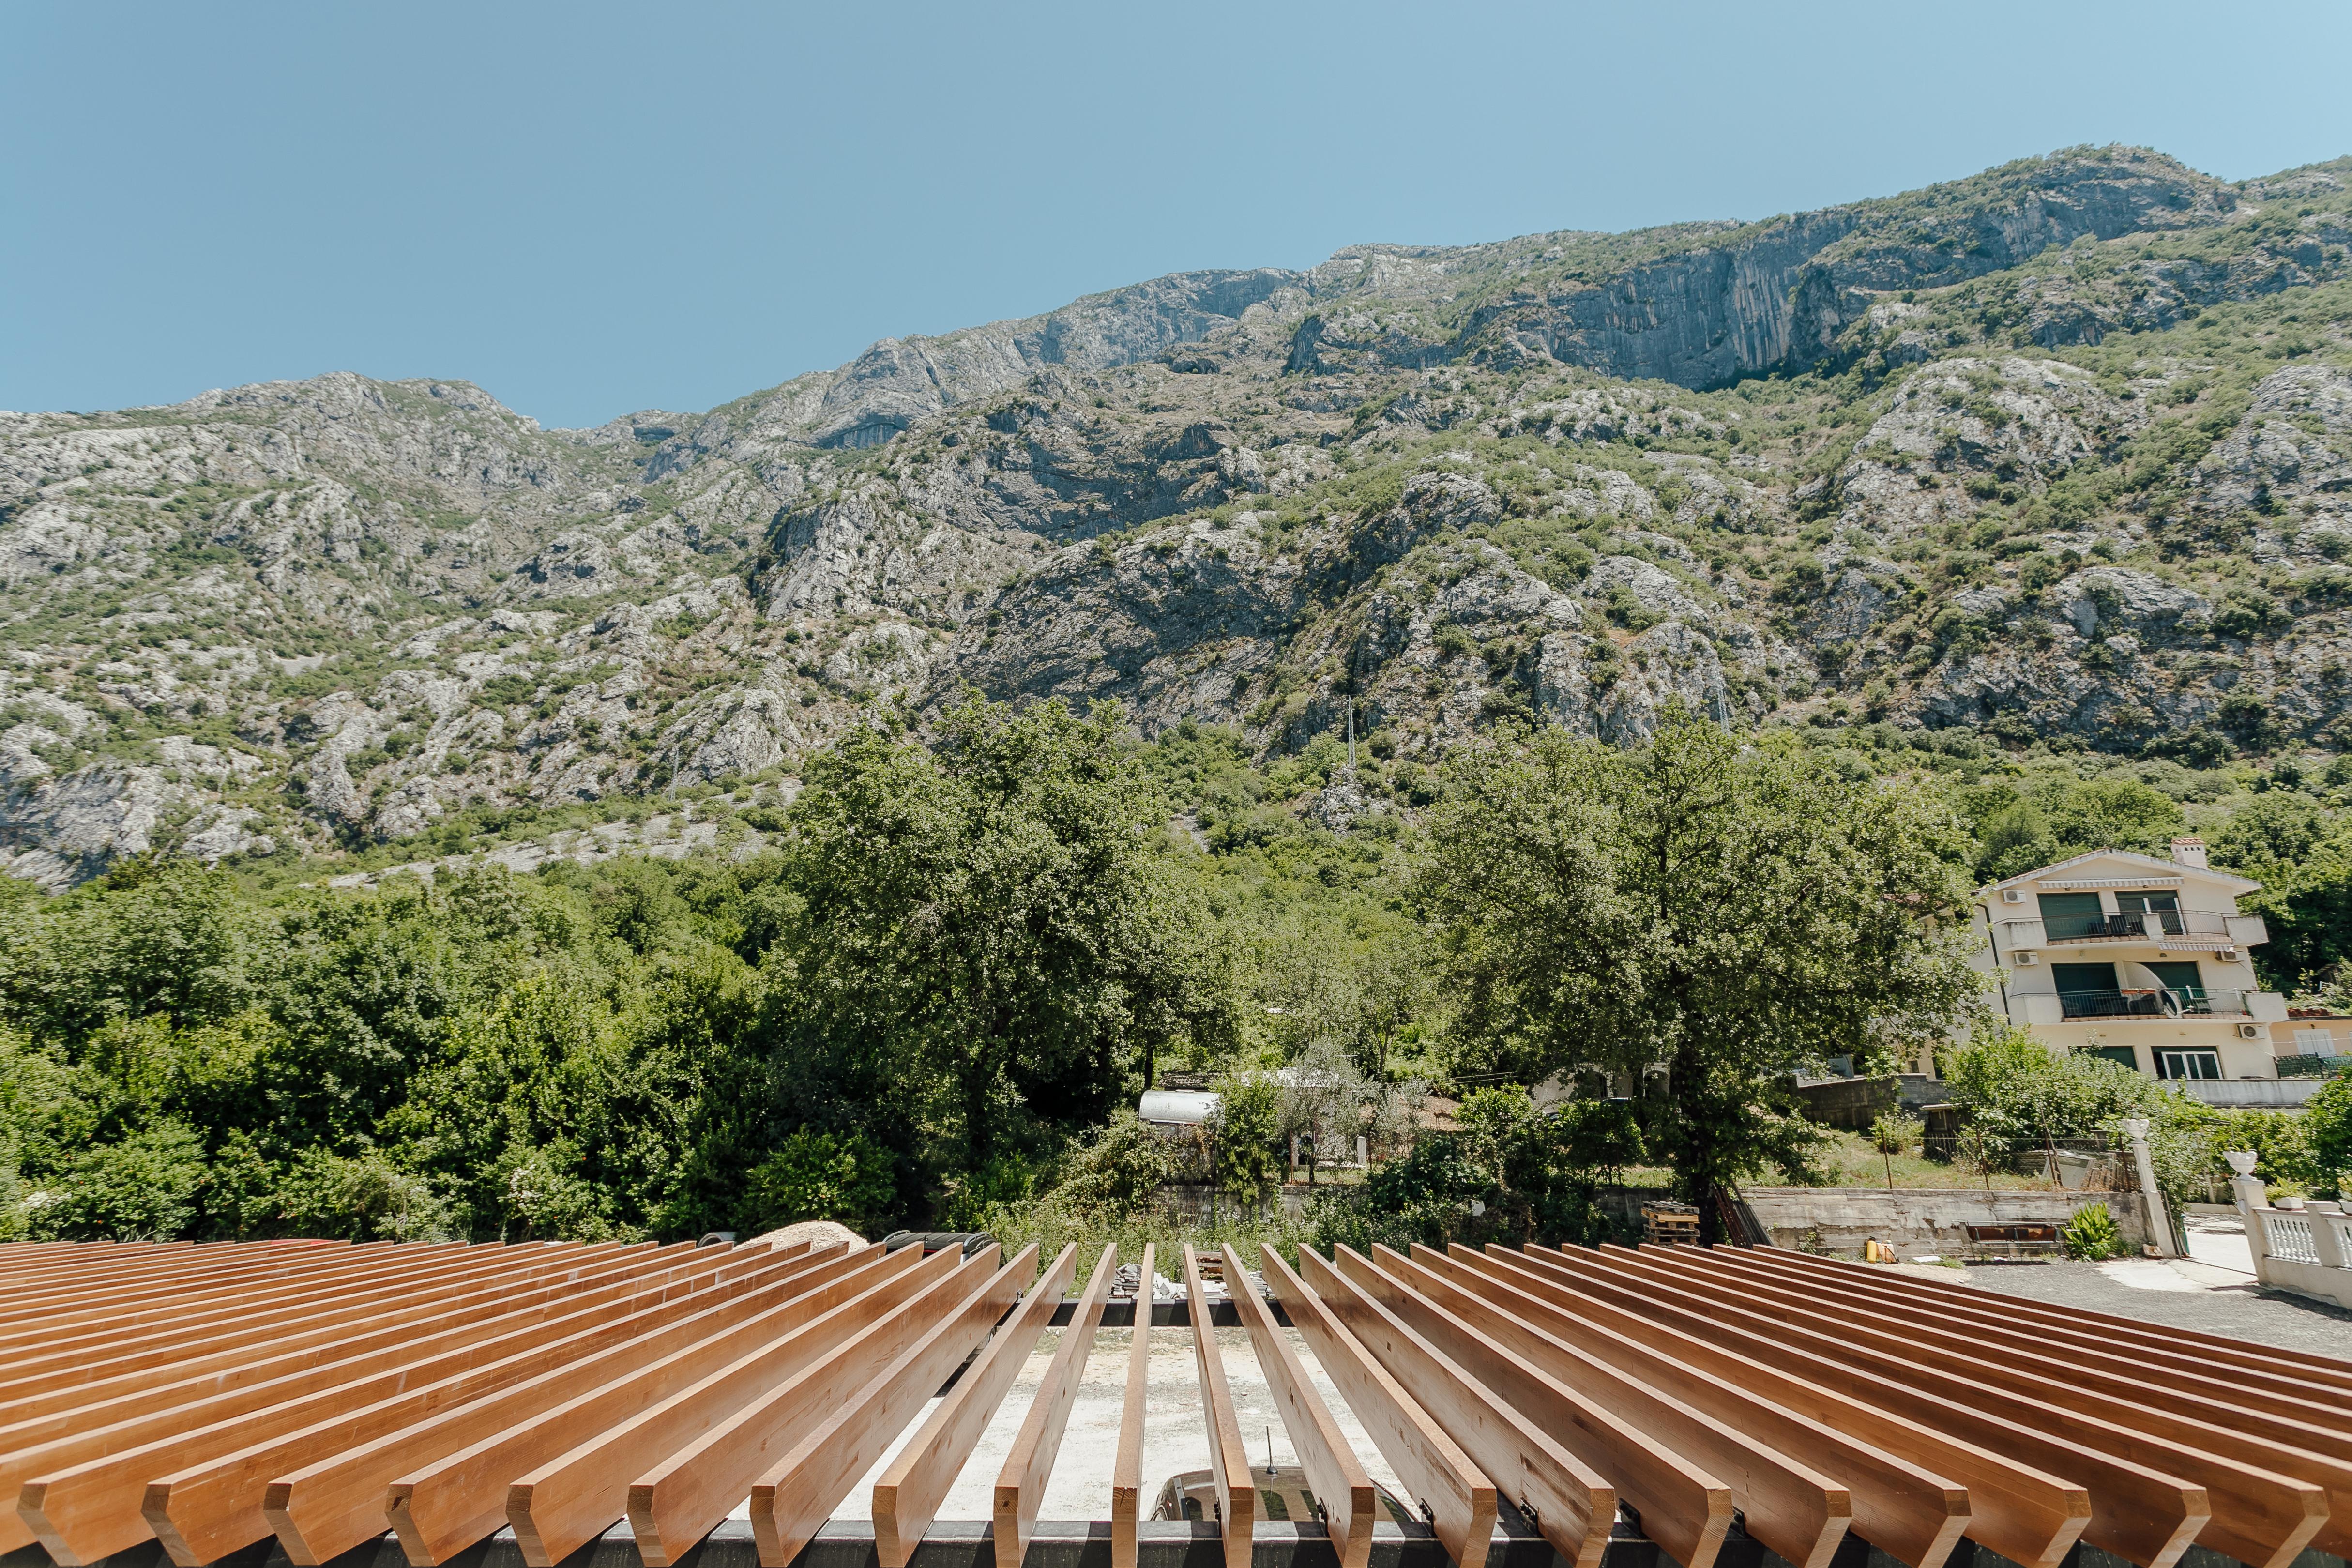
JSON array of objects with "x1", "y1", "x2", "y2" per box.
[{"x1": 1138, "y1": 1089, "x2": 1220, "y2": 1126}]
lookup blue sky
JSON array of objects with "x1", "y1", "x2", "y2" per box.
[{"x1": 5, "y1": 1, "x2": 2348, "y2": 430}]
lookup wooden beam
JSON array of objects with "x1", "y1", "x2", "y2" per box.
[
  {"x1": 866, "y1": 1244, "x2": 1073, "y2": 1568},
  {"x1": 0, "y1": 1242, "x2": 659, "y2": 1374},
  {"x1": 1259, "y1": 1248, "x2": 1493, "y2": 1568},
  {"x1": 0, "y1": 1242, "x2": 425, "y2": 1337},
  {"x1": 1362, "y1": 1244, "x2": 1854, "y2": 1568},
  {"x1": 0, "y1": 1239, "x2": 746, "y2": 1518},
  {"x1": 249, "y1": 1244, "x2": 856, "y2": 1567},
  {"x1": 1110, "y1": 1243, "x2": 1153, "y2": 1568},
  {"x1": 995, "y1": 1245, "x2": 1118, "y2": 1568},
  {"x1": 1526, "y1": 1245, "x2": 2211, "y2": 1568},
  {"x1": 1221, "y1": 1246, "x2": 1373, "y2": 1568},
  {"x1": 1184, "y1": 1244, "x2": 1255, "y2": 1568},
  {"x1": 1749, "y1": 1245, "x2": 2352, "y2": 1397},
  {"x1": 1643, "y1": 1245, "x2": 2335, "y2": 1568},
  {"x1": 744, "y1": 1248, "x2": 1036, "y2": 1568},
  {"x1": 1465, "y1": 1244, "x2": 2088, "y2": 1568},
  {"x1": 1413, "y1": 1245, "x2": 1958, "y2": 1568},
  {"x1": 1301, "y1": 1246, "x2": 1643, "y2": 1568},
  {"x1": 621, "y1": 1250, "x2": 1034, "y2": 1568},
  {"x1": 1712, "y1": 1244, "x2": 2352, "y2": 1431},
  {"x1": 13, "y1": 1245, "x2": 802, "y2": 1565},
  {"x1": 0, "y1": 1243, "x2": 674, "y2": 1422},
  {"x1": 380, "y1": 1245, "x2": 917, "y2": 1568}
]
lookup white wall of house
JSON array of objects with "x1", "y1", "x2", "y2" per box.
[{"x1": 1969, "y1": 838, "x2": 2287, "y2": 1082}]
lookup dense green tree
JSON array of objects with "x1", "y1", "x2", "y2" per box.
[
  {"x1": 1421, "y1": 705, "x2": 1982, "y2": 1241},
  {"x1": 2247, "y1": 833, "x2": 2352, "y2": 993},
  {"x1": 767, "y1": 694, "x2": 1238, "y2": 1199}
]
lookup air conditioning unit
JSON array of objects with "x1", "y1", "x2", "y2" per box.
[
  {"x1": 2237, "y1": 1024, "x2": 2261, "y2": 1040},
  {"x1": 2220, "y1": 947, "x2": 2240, "y2": 962},
  {"x1": 2011, "y1": 951, "x2": 2038, "y2": 965},
  {"x1": 2001, "y1": 889, "x2": 2026, "y2": 904}
]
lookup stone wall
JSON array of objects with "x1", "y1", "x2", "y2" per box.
[{"x1": 1738, "y1": 1186, "x2": 2149, "y2": 1256}]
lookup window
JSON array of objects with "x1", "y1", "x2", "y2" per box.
[
  {"x1": 2080, "y1": 1045, "x2": 2140, "y2": 1072},
  {"x1": 2157, "y1": 1049, "x2": 2223, "y2": 1081},
  {"x1": 2295, "y1": 1027, "x2": 2336, "y2": 1052},
  {"x1": 2037, "y1": 892, "x2": 2104, "y2": 940},
  {"x1": 2051, "y1": 962, "x2": 2119, "y2": 994}
]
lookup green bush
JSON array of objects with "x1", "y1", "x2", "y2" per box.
[
  {"x1": 1049, "y1": 1112, "x2": 1179, "y2": 1221},
  {"x1": 741, "y1": 1130, "x2": 896, "y2": 1235},
  {"x1": 2060, "y1": 1201, "x2": 2125, "y2": 1260}
]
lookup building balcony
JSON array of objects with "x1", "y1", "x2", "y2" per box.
[
  {"x1": 1993, "y1": 911, "x2": 2267, "y2": 951},
  {"x1": 2058, "y1": 987, "x2": 2249, "y2": 1020},
  {"x1": 2018, "y1": 988, "x2": 2291, "y2": 1025}
]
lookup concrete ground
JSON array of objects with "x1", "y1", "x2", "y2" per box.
[{"x1": 1947, "y1": 1209, "x2": 2352, "y2": 1356}]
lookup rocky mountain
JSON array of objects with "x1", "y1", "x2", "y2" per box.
[{"x1": 3, "y1": 144, "x2": 2349, "y2": 885}]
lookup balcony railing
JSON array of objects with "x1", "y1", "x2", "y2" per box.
[
  {"x1": 2057, "y1": 987, "x2": 2253, "y2": 1020},
  {"x1": 2041, "y1": 910, "x2": 2235, "y2": 942}
]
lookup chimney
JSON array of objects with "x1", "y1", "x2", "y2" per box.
[{"x1": 2170, "y1": 837, "x2": 2208, "y2": 870}]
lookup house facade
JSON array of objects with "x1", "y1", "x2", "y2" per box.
[{"x1": 1969, "y1": 838, "x2": 2290, "y2": 1081}]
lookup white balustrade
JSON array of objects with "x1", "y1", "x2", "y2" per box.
[{"x1": 2262, "y1": 1211, "x2": 2320, "y2": 1264}]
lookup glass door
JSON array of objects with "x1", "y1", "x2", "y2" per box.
[
  {"x1": 2146, "y1": 961, "x2": 2205, "y2": 1010},
  {"x1": 2037, "y1": 892, "x2": 2105, "y2": 940},
  {"x1": 2157, "y1": 1049, "x2": 2223, "y2": 1081},
  {"x1": 2118, "y1": 889, "x2": 2183, "y2": 937}
]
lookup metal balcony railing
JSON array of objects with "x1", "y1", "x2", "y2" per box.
[
  {"x1": 2060, "y1": 987, "x2": 2258, "y2": 1025},
  {"x1": 2057, "y1": 987, "x2": 2253, "y2": 1020},
  {"x1": 2040, "y1": 909, "x2": 2235, "y2": 942}
]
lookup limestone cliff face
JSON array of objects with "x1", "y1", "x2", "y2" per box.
[{"x1": 0, "y1": 145, "x2": 2347, "y2": 881}]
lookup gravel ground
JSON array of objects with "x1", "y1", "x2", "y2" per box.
[{"x1": 1959, "y1": 1259, "x2": 2352, "y2": 1355}]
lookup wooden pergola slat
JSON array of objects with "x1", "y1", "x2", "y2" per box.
[
  {"x1": 382, "y1": 1245, "x2": 923, "y2": 1568},
  {"x1": 1259, "y1": 1248, "x2": 1494, "y2": 1568},
  {"x1": 0, "y1": 1228, "x2": 2344, "y2": 1568},
  {"x1": 1110, "y1": 1243, "x2": 1153, "y2": 1568},
  {"x1": 0, "y1": 1243, "x2": 673, "y2": 1423},
  {"x1": 1643, "y1": 1245, "x2": 2335, "y2": 1568},
  {"x1": 1360, "y1": 1245, "x2": 1851, "y2": 1568},
  {"x1": 1301, "y1": 1247, "x2": 1642, "y2": 1568},
  {"x1": 869, "y1": 1244, "x2": 1076, "y2": 1568},
  {"x1": 0, "y1": 1244, "x2": 644, "y2": 1376},
  {"x1": 1223, "y1": 1244, "x2": 1374, "y2": 1568},
  {"x1": 1531, "y1": 1245, "x2": 2213, "y2": 1568},
  {"x1": 1711, "y1": 1244, "x2": 2352, "y2": 1430},
  {"x1": 1748, "y1": 1245, "x2": 2352, "y2": 1395},
  {"x1": 1466, "y1": 1244, "x2": 2089, "y2": 1568},
  {"x1": 994, "y1": 1244, "x2": 1116, "y2": 1568},
  {"x1": 1184, "y1": 1245, "x2": 1254, "y2": 1568},
  {"x1": 524, "y1": 1245, "x2": 1015, "y2": 1568},
  {"x1": 1414, "y1": 1245, "x2": 1964, "y2": 1568},
  {"x1": 744, "y1": 1248, "x2": 1035, "y2": 1568},
  {"x1": 11, "y1": 1246, "x2": 794, "y2": 1564},
  {"x1": 0, "y1": 1243, "x2": 421, "y2": 1333},
  {"x1": 158, "y1": 1242, "x2": 841, "y2": 1568}
]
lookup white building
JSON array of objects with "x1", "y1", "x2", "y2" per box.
[{"x1": 1969, "y1": 837, "x2": 2289, "y2": 1082}]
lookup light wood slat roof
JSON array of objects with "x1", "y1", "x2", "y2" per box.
[{"x1": 1, "y1": 1238, "x2": 2344, "y2": 1568}]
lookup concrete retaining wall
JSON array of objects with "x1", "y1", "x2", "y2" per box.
[{"x1": 1738, "y1": 1186, "x2": 2150, "y2": 1256}]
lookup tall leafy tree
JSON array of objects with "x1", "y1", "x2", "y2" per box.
[
  {"x1": 1421, "y1": 704, "x2": 1982, "y2": 1241},
  {"x1": 771, "y1": 694, "x2": 1236, "y2": 1200}
]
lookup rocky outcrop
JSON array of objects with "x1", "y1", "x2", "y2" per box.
[{"x1": 0, "y1": 144, "x2": 2344, "y2": 881}]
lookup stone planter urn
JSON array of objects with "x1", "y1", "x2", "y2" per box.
[{"x1": 2226, "y1": 1150, "x2": 2260, "y2": 1177}]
